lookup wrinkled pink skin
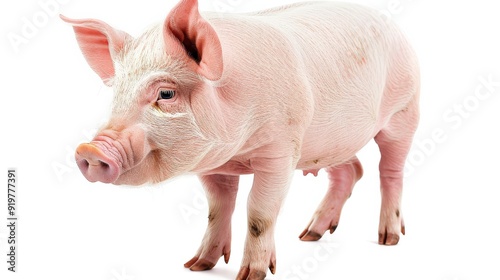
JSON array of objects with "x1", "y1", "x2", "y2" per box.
[{"x1": 64, "y1": 0, "x2": 419, "y2": 279}]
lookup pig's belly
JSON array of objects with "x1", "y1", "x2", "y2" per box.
[
  {"x1": 206, "y1": 122, "x2": 378, "y2": 176},
  {"x1": 296, "y1": 117, "x2": 379, "y2": 170}
]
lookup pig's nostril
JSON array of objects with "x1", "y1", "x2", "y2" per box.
[
  {"x1": 99, "y1": 161, "x2": 109, "y2": 169},
  {"x1": 77, "y1": 158, "x2": 90, "y2": 172}
]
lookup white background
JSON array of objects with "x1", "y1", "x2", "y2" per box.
[{"x1": 1, "y1": 0, "x2": 499, "y2": 279}]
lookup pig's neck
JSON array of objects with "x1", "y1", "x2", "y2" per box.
[{"x1": 186, "y1": 80, "x2": 259, "y2": 174}]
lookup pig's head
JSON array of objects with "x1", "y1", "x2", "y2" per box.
[{"x1": 62, "y1": 0, "x2": 225, "y2": 185}]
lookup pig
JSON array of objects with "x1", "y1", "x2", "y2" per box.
[{"x1": 62, "y1": 0, "x2": 419, "y2": 279}]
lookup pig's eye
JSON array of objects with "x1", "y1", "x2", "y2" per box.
[{"x1": 158, "y1": 89, "x2": 176, "y2": 100}]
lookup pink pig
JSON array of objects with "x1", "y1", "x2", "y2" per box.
[{"x1": 62, "y1": 0, "x2": 419, "y2": 279}]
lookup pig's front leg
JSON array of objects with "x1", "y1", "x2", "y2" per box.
[
  {"x1": 185, "y1": 174, "x2": 239, "y2": 270},
  {"x1": 236, "y1": 157, "x2": 294, "y2": 280}
]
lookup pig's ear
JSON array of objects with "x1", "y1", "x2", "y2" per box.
[
  {"x1": 60, "y1": 15, "x2": 131, "y2": 86},
  {"x1": 164, "y1": 0, "x2": 223, "y2": 81}
]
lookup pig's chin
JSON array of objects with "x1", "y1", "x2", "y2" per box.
[
  {"x1": 113, "y1": 170, "x2": 149, "y2": 186},
  {"x1": 111, "y1": 153, "x2": 164, "y2": 186}
]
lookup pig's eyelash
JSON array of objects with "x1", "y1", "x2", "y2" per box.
[{"x1": 144, "y1": 79, "x2": 177, "y2": 96}]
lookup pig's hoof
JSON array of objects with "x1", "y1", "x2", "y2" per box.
[
  {"x1": 378, "y1": 212, "x2": 405, "y2": 245},
  {"x1": 378, "y1": 224, "x2": 405, "y2": 245},
  {"x1": 299, "y1": 221, "x2": 339, "y2": 242},
  {"x1": 184, "y1": 249, "x2": 230, "y2": 271},
  {"x1": 236, "y1": 249, "x2": 276, "y2": 280},
  {"x1": 299, "y1": 229, "x2": 323, "y2": 241},
  {"x1": 236, "y1": 265, "x2": 272, "y2": 280},
  {"x1": 184, "y1": 233, "x2": 231, "y2": 271},
  {"x1": 184, "y1": 256, "x2": 216, "y2": 271},
  {"x1": 378, "y1": 232, "x2": 400, "y2": 245}
]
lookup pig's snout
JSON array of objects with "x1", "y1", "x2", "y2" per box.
[{"x1": 75, "y1": 143, "x2": 121, "y2": 184}]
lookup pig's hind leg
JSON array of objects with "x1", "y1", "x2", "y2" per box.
[
  {"x1": 300, "y1": 157, "x2": 363, "y2": 241},
  {"x1": 184, "y1": 174, "x2": 239, "y2": 271},
  {"x1": 374, "y1": 93, "x2": 419, "y2": 245}
]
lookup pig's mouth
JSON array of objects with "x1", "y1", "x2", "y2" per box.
[{"x1": 75, "y1": 133, "x2": 145, "y2": 184}]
